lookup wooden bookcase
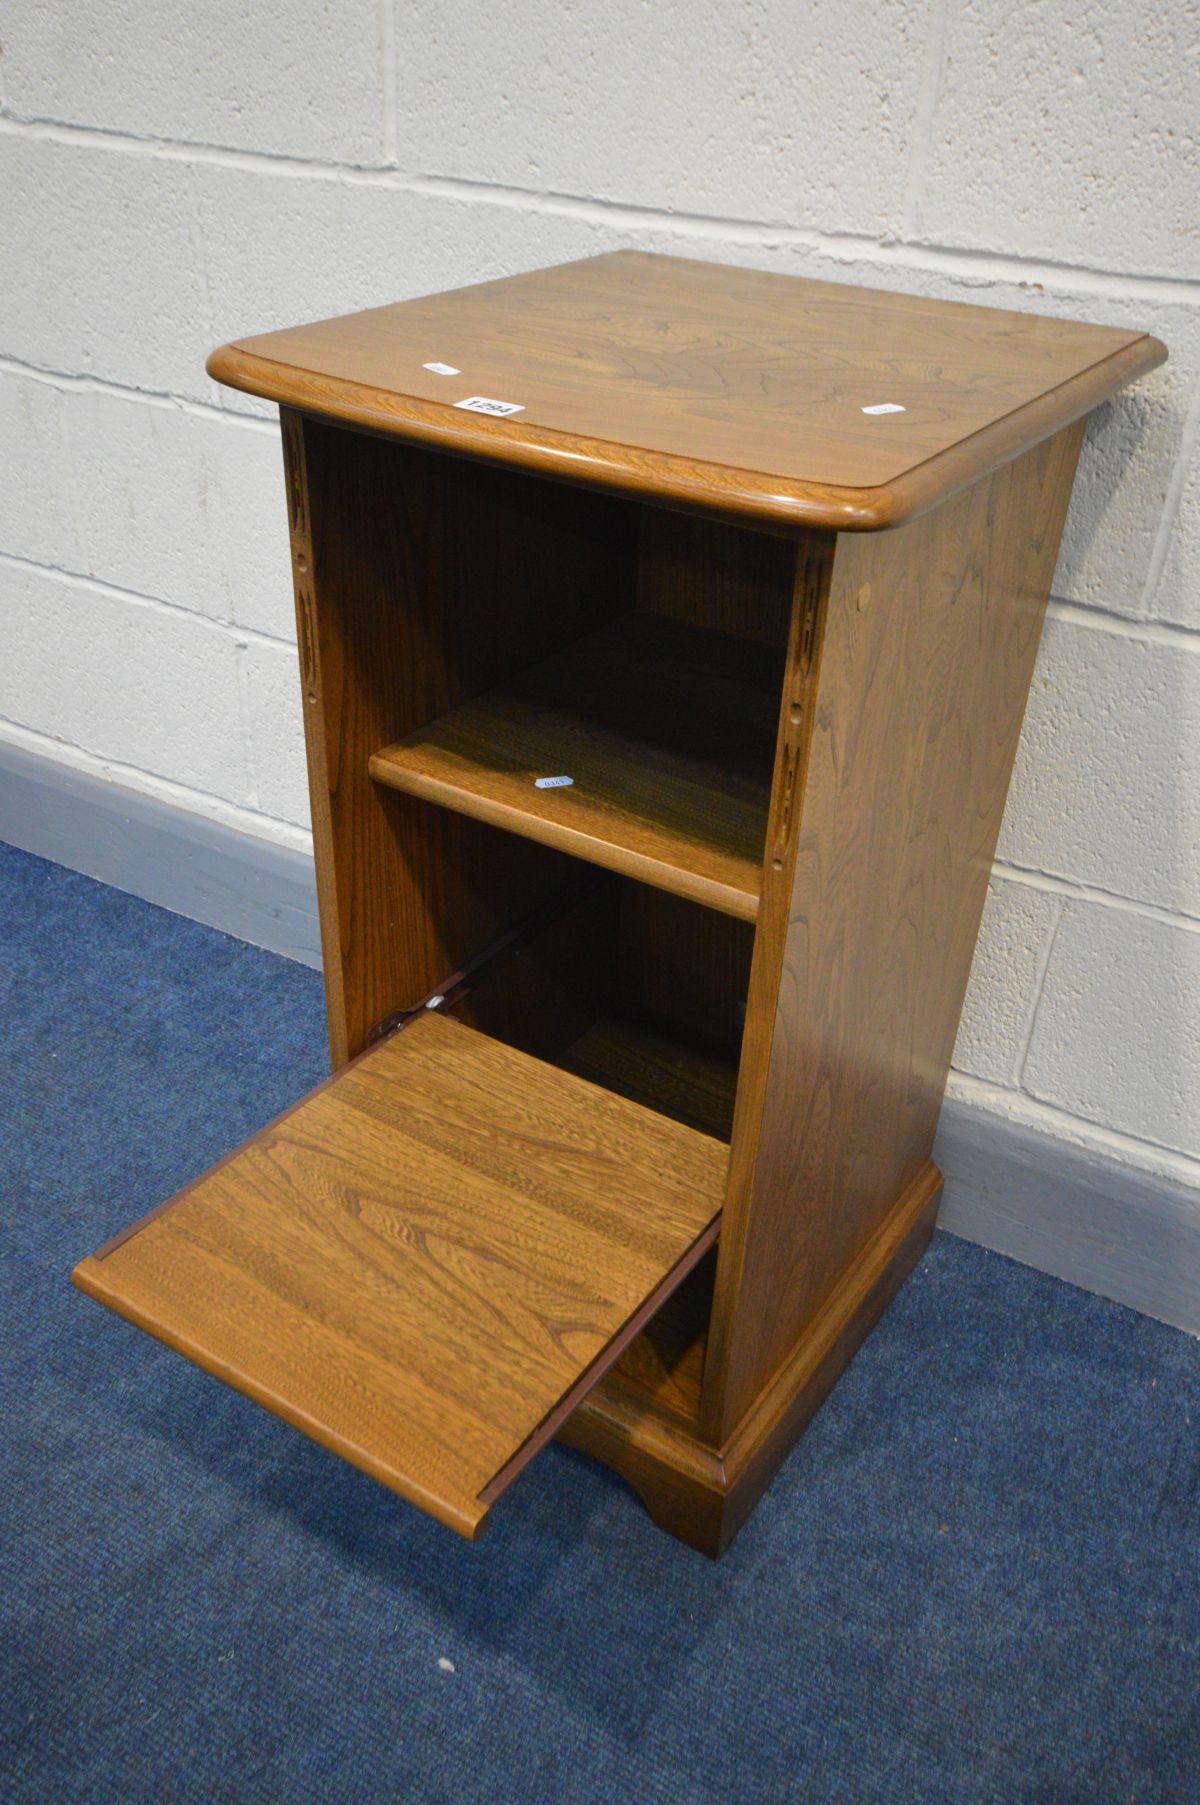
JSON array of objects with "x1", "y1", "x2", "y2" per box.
[{"x1": 73, "y1": 253, "x2": 1164, "y2": 1555}]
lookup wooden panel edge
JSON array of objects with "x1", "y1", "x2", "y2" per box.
[
  {"x1": 210, "y1": 334, "x2": 1163, "y2": 533},
  {"x1": 700, "y1": 532, "x2": 836, "y2": 1437},
  {"x1": 279, "y1": 407, "x2": 350, "y2": 1065},
  {"x1": 477, "y1": 1210, "x2": 722, "y2": 1506},
  {"x1": 73, "y1": 1183, "x2": 722, "y2": 1541},
  {"x1": 70, "y1": 1257, "x2": 490, "y2": 1541},
  {"x1": 207, "y1": 344, "x2": 900, "y2": 532},
  {"x1": 368, "y1": 750, "x2": 761, "y2": 923},
  {"x1": 880, "y1": 333, "x2": 1165, "y2": 531}
]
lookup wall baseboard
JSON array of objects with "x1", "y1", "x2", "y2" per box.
[
  {"x1": 3, "y1": 737, "x2": 1196, "y2": 1336},
  {"x1": 0, "y1": 738, "x2": 322, "y2": 968},
  {"x1": 934, "y1": 1099, "x2": 1200, "y2": 1337}
]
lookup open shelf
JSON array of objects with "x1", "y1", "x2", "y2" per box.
[
  {"x1": 447, "y1": 869, "x2": 752, "y2": 1147},
  {"x1": 369, "y1": 612, "x2": 781, "y2": 922}
]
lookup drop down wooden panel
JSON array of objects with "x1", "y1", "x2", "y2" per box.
[{"x1": 73, "y1": 1012, "x2": 726, "y2": 1540}]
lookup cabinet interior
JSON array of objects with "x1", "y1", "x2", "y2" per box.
[{"x1": 338, "y1": 438, "x2": 800, "y2": 1144}]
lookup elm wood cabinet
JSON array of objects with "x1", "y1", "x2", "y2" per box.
[{"x1": 72, "y1": 253, "x2": 1165, "y2": 1555}]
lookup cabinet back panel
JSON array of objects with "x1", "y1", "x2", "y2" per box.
[{"x1": 635, "y1": 508, "x2": 797, "y2": 649}]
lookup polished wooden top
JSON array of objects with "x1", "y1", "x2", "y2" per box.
[
  {"x1": 208, "y1": 251, "x2": 1164, "y2": 530},
  {"x1": 72, "y1": 1012, "x2": 725, "y2": 1539}
]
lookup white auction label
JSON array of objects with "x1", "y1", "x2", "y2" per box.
[
  {"x1": 861, "y1": 402, "x2": 906, "y2": 415},
  {"x1": 534, "y1": 775, "x2": 573, "y2": 789},
  {"x1": 423, "y1": 361, "x2": 460, "y2": 376},
  {"x1": 454, "y1": 396, "x2": 525, "y2": 416}
]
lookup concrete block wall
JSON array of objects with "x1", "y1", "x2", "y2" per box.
[{"x1": 2, "y1": 1, "x2": 1198, "y2": 1311}]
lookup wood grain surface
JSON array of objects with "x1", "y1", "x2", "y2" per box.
[
  {"x1": 369, "y1": 613, "x2": 781, "y2": 922},
  {"x1": 635, "y1": 509, "x2": 797, "y2": 646},
  {"x1": 588, "y1": 1249, "x2": 716, "y2": 1431},
  {"x1": 611, "y1": 884, "x2": 754, "y2": 1063},
  {"x1": 210, "y1": 251, "x2": 1163, "y2": 531},
  {"x1": 73, "y1": 1013, "x2": 727, "y2": 1540},
  {"x1": 702, "y1": 424, "x2": 1085, "y2": 1440},
  {"x1": 561, "y1": 1018, "x2": 738, "y2": 1141}
]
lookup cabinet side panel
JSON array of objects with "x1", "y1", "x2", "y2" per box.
[
  {"x1": 281, "y1": 410, "x2": 636, "y2": 1064},
  {"x1": 703, "y1": 423, "x2": 1084, "y2": 1440},
  {"x1": 281, "y1": 408, "x2": 348, "y2": 1055},
  {"x1": 699, "y1": 530, "x2": 835, "y2": 1420}
]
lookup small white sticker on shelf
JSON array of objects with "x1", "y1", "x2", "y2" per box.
[
  {"x1": 861, "y1": 402, "x2": 906, "y2": 415},
  {"x1": 534, "y1": 775, "x2": 574, "y2": 789},
  {"x1": 423, "y1": 361, "x2": 460, "y2": 376},
  {"x1": 454, "y1": 396, "x2": 525, "y2": 416}
]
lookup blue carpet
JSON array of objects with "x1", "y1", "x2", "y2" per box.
[{"x1": 1, "y1": 840, "x2": 1197, "y2": 1804}]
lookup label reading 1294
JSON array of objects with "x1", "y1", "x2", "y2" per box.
[{"x1": 454, "y1": 396, "x2": 525, "y2": 416}]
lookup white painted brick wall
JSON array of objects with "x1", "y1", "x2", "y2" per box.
[
  {"x1": 0, "y1": 562, "x2": 247, "y2": 802},
  {"x1": 238, "y1": 637, "x2": 312, "y2": 829},
  {"x1": 65, "y1": 389, "x2": 294, "y2": 638},
  {"x1": 1000, "y1": 618, "x2": 1200, "y2": 918},
  {"x1": 0, "y1": 136, "x2": 205, "y2": 396},
  {"x1": 916, "y1": 0, "x2": 1200, "y2": 280},
  {"x1": 950, "y1": 879, "x2": 1062, "y2": 1089},
  {"x1": 1, "y1": 0, "x2": 1197, "y2": 1206},
  {"x1": 1024, "y1": 906, "x2": 1200, "y2": 1157},
  {"x1": 0, "y1": 374, "x2": 82, "y2": 567},
  {"x1": 395, "y1": 0, "x2": 931, "y2": 234},
  {"x1": 2, "y1": 0, "x2": 387, "y2": 165}
]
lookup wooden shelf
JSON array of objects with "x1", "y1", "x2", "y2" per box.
[
  {"x1": 369, "y1": 614, "x2": 780, "y2": 921},
  {"x1": 73, "y1": 1013, "x2": 726, "y2": 1542}
]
